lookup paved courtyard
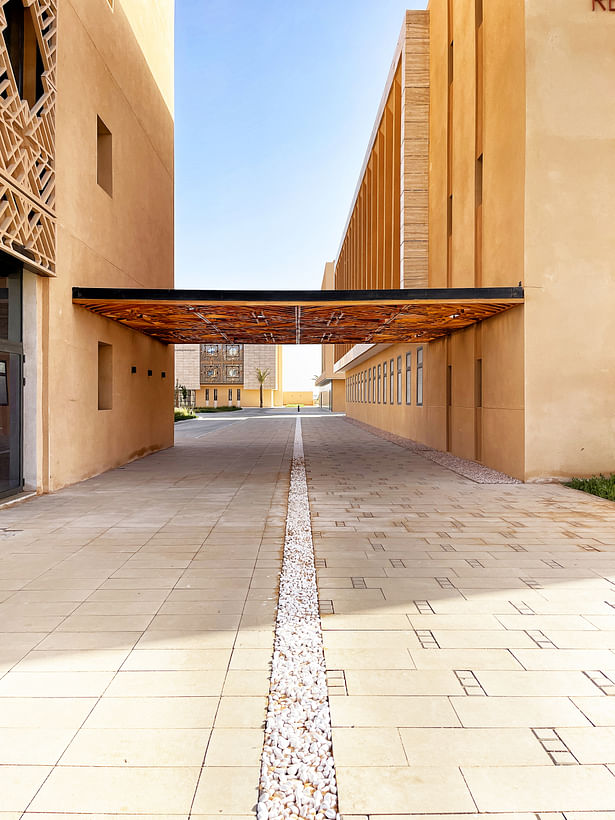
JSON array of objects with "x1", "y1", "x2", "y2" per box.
[{"x1": 2, "y1": 409, "x2": 615, "y2": 818}]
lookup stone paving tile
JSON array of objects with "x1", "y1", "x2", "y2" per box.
[
  {"x1": 302, "y1": 416, "x2": 615, "y2": 817},
  {"x1": 0, "y1": 417, "x2": 294, "y2": 815}
]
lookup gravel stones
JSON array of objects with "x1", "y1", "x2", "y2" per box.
[{"x1": 258, "y1": 418, "x2": 339, "y2": 820}]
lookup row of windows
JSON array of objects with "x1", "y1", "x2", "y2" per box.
[
  {"x1": 346, "y1": 348, "x2": 424, "y2": 407},
  {"x1": 201, "y1": 365, "x2": 242, "y2": 380},
  {"x1": 201, "y1": 344, "x2": 242, "y2": 358},
  {"x1": 204, "y1": 388, "x2": 241, "y2": 402}
]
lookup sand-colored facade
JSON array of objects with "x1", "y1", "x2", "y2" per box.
[
  {"x1": 324, "y1": 3, "x2": 615, "y2": 482},
  {"x1": 6, "y1": 0, "x2": 175, "y2": 495},
  {"x1": 190, "y1": 344, "x2": 285, "y2": 408}
]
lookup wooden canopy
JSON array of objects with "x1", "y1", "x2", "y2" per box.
[{"x1": 72, "y1": 287, "x2": 524, "y2": 345}]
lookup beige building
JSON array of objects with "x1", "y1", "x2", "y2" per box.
[
  {"x1": 175, "y1": 343, "x2": 285, "y2": 408},
  {"x1": 320, "y1": 2, "x2": 615, "y2": 482},
  {"x1": 1, "y1": 0, "x2": 174, "y2": 496}
]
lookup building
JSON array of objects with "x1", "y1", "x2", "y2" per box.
[
  {"x1": 1, "y1": 0, "x2": 174, "y2": 497},
  {"x1": 315, "y1": 263, "x2": 346, "y2": 413},
  {"x1": 174, "y1": 343, "x2": 285, "y2": 408},
  {"x1": 319, "y1": 2, "x2": 615, "y2": 482}
]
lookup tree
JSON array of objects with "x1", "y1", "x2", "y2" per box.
[{"x1": 255, "y1": 368, "x2": 270, "y2": 409}]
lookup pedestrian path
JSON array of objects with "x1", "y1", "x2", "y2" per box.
[
  {"x1": 1, "y1": 411, "x2": 615, "y2": 818},
  {"x1": 303, "y1": 417, "x2": 615, "y2": 817}
]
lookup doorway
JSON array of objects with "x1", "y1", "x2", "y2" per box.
[{"x1": 0, "y1": 258, "x2": 23, "y2": 496}]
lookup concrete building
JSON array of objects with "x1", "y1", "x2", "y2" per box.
[
  {"x1": 320, "y1": 2, "x2": 615, "y2": 482},
  {"x1": 0, "y1": 0, "x2": 174, "y2": 497}
]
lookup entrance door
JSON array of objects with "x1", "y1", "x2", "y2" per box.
[{"x1": 0, "y1": 261, "x2": 23, "y2": 497}]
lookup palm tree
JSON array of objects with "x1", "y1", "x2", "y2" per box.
[{"x1": 255, "y1": 368, "x2": 270, "y2": 409}]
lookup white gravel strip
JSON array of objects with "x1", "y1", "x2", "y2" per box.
[{"x1": 257, "y1": 418, "x2": 339, "y2": 820}]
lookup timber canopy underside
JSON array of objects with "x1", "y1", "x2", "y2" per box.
[{"x1": 72, "y1": 287, "x2": 524, "y2": 345}]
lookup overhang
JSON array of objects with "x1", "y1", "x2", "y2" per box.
[{"x1": 72, "y1": 287, "x2": 524, "y2": 345}]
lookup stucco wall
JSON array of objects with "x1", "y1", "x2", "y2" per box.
[
  {"x1": 523, "y1": 1, "x2": 615, "y2": 480},
  {"x1": 41, "y1": 0, "x2": 174, "y2": 491}
]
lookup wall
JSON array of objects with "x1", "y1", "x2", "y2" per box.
[
  {"x1": 523, "y1": 0, "x2": 615, "y2": 480},
  {"x1": 283, "y1": 392, "x2": 314, "y2": 407},
  {"x1": 174, "y1": 344, "x2": 200, "y2": 390},
  {"x1": 41, "y1": 0, "x2": 174, "y2": 491}
]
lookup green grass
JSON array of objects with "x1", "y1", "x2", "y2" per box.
[
  {"x1": 174, "y1": 407, "x2": 196, "y2": 421},
  {"x1": 194, "y1": 406, "x2": 242, "y2": 413},
  {"x1": 565, "y1": 474, "x2": 615, "y2": 502}
]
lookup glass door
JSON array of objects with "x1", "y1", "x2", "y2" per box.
[{"x1": 0, "y1": 260, "x2": 23, "y2": 496}]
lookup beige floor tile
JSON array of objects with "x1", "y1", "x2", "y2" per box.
[
  {"x1": 543, "y1": 631, "x2": 615, "y2": 649},
  {"x1": 234, "y1": 630, "x2": 275, "y2": 649},
  {"x1": 37, "y1": 632, "x2": 141, "y2": 651},
  {"x1": 325, "y1": 648, "x2": 414, "y2": 670},
  {"x1": 214, "y1": 696, "x2": 267, "y2": 728},
  {"x1": 322, "y1": 630, "x2": 418, "y2": 649},
  {"x1": 408, "y1": 614, "x2": 502, "y2": 630},
  {"x1": 332, "y1": 727, "x2": 407, "y2": 766},
  {"x1": 495, "y1": 615, "x2": 598, "y2": 631},
  {"x1": 191, "y1": 766, "x2": 260, "y2": 814},
  {"x1": 557, "y1": 727, "x2": 615, "y2": 763},
  {"x1": 321, "y1": 614, "x2": 414, "y2": 630},
  {"x1": 205, "y1": 728, "x2": 263, "y2": 766},
  {"x1": 462, "y1": 764, "x2": 615, "y2": 812},
  {"x1": 29, "y1": 766, "x2": 200, "y2": 814},
  {"x1": 0, "y1": 727, "x2": 74, "y2": 764},
  {"x1": 399, "y1": 727, "x2": 550, "y2": 766},
  {"x1": 0, "y1": 766, "x2": 53, "y2": 812},
  {"x1": 222, "y1": 670, "x2": 271, "y2": 696},
  {"x1": 475, "y1": 670, "x2": 602, "y2": 697},
  {"x1": 330, "y1": 695, "x2": 461, "y2": 728},
  {"x1": 511, "y1": 648, "x2": 615, "y2": 670},
  {"x1": 149, "y1": 614, "x2": 242, "y2": 631},
  {"x1": 13, "y1": 649, "x2": 131, "y2": 672},
  {"x1": 83, "y1": 696, "x2": 218, "y2": 728},
  {"x1": 104, "y1": 670, "x2": 225, "y2": 697},
  {"x1": 228, "y1": 648, "x2": 272, "y2": 670},
  {"x1": 56, "y1": 614, "x2": 154, "y2": 632},
  {"x1": 136, "y1": 630, "x2": 237, "y2": 649},
  {"x1": 0, "y1": 671, "x2": 114, "y2": 697},
  {"x1": 572, "y1": 698, "x2": 615, "y2": 726},
  {"x1": 121, "y1": 648, "x2": 232, "y2": 671},
  {"x1": 336, "y1": 766, "x2": 475, "y2": 814},
  {"x1": 410, "y1": 648, "x2": 524, "y2": 670},
  {"x1": 0, "y1": 697, "x2": 97, "y2": 728},
  {"x1": 344, "y1": 669, "x2": 463, "y2": 695},
  {"x1": 59, "y1": 727, "x2": 210, "y2": 766},
  {"x1": 433, "y1": 629, "x2": 536, "y2": 649},
  {"x1": 451, "y1": 695, "x2": 591, "y2": 728}
]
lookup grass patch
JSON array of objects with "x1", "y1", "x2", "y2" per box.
[
  {"x1": 565, "y1": 474, "x2": 615, "y2": 502},
  {"x1": 174, "y1": 407, "x2": 196, "y2": 421},
  {"x1": 194, "y1": 406, "x2": 242, "y2": 413}
]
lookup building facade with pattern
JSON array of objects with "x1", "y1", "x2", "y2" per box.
[
  {"x1": 0, "y1": 0, "x2": 174, "y2": 496},
  {"x1": 320, "y1": 3, "x2": 615, "y2": 482}
]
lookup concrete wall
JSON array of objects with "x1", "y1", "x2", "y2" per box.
[
  {"x1": 523, "y1": 1, "x2": 615, "y2": 480},
  {"x1": 244, "y1": 345, "x2": 279, "y2": 390},
  {"x1": 283, "y1": 392, "x2": 314, "y2": 407},
  {"x1": 175, "y1": 345, "x2": 200, "y2": 391},
  {"x1": 39, "y1": 0, "x2": 174, "y2": 491}
]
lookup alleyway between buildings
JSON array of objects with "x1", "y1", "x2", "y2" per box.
[{"x1": 2, "y1": 409, "x2": 615, "y2": 817}]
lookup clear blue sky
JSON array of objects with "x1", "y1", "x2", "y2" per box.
[{"x1": 174, "y1": 0, "x2": 427, "y2": 389}]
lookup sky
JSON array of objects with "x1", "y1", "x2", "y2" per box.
[{"x1": 174, "y1": 0, "x2": 427, "y2": 390}]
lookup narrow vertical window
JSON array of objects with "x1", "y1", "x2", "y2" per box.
[
  {"x1": 475, "y1": 154, "x2": 483, "y2": 286},
  {"x1": 405, "y1": 352, "x2": 412, "y2": 404},
  {"x1": 390, "y1": 358, "x2": 394, "y2": 404},
  {"x1": 97, "y1": 343, "x2": 112, "y2": 410},
  {"x1": 475, "y1": 358, "x2": 483, "y2": 408},
  {"x1": 383, "y1": 361, "x2": 387, "y2": 404},
  {"x1": 237, "y1": 388, "x2": 241, "y2": 401},
  {"x1": 205, "y1": 388, "x2": 209, "y2": 401},
  {"x1": 228, "y1": 389, "x2": 232, "y2": 403},
  {"x1": 368, "y1": 369, "x2": 371, "y2": 403},
  {"x1": 97, "y1": 116, "x2": 113, "y2": 196},
  {"x1": 213, "y1": 388, "x2": 218, "y2": 403},
  {"x1": 397, "y1": 356, "x2": 402, "y2": 404},
  {"x1": 372, "y1": 366, "x2": 376, "y2": 403},
  {"x1": 377, "y1": 365, "x2": 381, "y2": 403},
  {"x1": 417, "y1": 347, "x2": 424, "y2": 406}
]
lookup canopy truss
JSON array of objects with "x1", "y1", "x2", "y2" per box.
[{"x1": 72, "y1": 287, "x2": 524, "y2": 345}]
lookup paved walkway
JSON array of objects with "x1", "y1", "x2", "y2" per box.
[{"x1": 1, "y1": 410, "x2": 615, "y2": 817}]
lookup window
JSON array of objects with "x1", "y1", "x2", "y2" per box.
[
  {"x1": 405, "y1": 352, "x2": 412, "y2": 404},
  {"x1": 205, "y1": 388, "x2": 209, "y2": 401},
  {"x1": 377, "y1": 365, "x2": 381, "y2": 403},
  {"x1": 97, "y1": 342, "x2": 112, "y2": 410},
  {"x1": 383, "y1": 362, "x2": 387, "y2": 404},
  {"x1": 213, "y1": 388, "x2": 218, "y2": 402},
  {"x1": 227, "y1": 366, "x2": 240, "y2": 379},
  {"x1": 206, "y1": 367, "x2": 218, "y2": 379},
  {"x1": 372, "y1": 366, "x2": 376, "y2": 403},
  {"x1": 96, "y1": 116, "x2": 113, "y2": 196},
  {"x1": 228, "y1": 389, "x2": 232, "y2": 402},
  {"x1": 237, "y1": 389, "x2": 241, "y2": 401},
  {"x1": 204, "y1": 344, "x2": 218, "y2": 355},
  {"x1": 390, "y1": 358, "x2": 394, "y2": 404},
  {"x1": 417, "y1": 347, "x2": 424, "y2": 406},
  {"x1": 368, "y1": 369, "x2": 371, "y2": 403},
  {"x1": 2, "y1": 0, "x2": 44, "y2": 110},
  {"x1": 397, "y1": 356, "x2": 402, "y2": 404},
  {"x1": 475, "y1": 358, "x2": 482, "y2": 408},
  {"x1": 226, "y1": 344, "x2": 240, "y2": 357}
]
